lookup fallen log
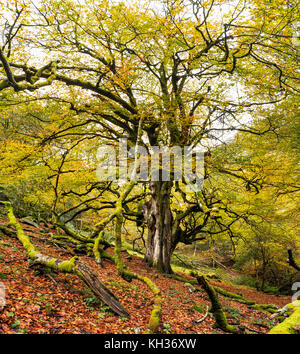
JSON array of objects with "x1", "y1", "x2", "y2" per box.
[
  {"x1": 1, "y1": 201, "x2": 129, "y2": 318},
  {"x1": 76, "y1": 260, "x2": 129, "y2": 317}
]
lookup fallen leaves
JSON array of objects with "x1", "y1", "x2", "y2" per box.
[{"x1": 0, "y1": 218, "x2": 288, "y2": 334}]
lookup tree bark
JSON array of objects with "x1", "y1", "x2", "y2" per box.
[
  {"x1": 288, "y1": 249, "x2": 300, "y2": 271},
  {"x1": 143, "y1": 181, "x2": 175, "y2": 273},
  {"x1": 76, "y1": 260, "x2": 129, "y2": 317}
]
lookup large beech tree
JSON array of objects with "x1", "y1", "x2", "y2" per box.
[{"x1": 0, "y1": 0, "x2": 299, "y2": 273}]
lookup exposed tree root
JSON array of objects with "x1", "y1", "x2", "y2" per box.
[
  {"x1": 168, "y1": 272, "x2": 279, "y2": 314},
  {"x1": 195, "y1": 274, "x2": 239, "y2": 333}
]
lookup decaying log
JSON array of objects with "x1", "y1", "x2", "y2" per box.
[{"x1": 76, "y1": 260, "x2": 129, "y2": 317}]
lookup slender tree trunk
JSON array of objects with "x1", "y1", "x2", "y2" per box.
[{"x1": 143, "y1": 181, "x2": 175, "y2": 273}]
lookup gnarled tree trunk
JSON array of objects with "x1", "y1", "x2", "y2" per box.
[{"x1": 143, "y1": 181, "x2": 175, "y2": 273}]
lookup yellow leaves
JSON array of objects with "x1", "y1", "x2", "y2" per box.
[
  {"x1": 0, "y1": 139, "x2": 35, "y2": 160},
  {"x1": 108, "y1": 60, "x2": 136, "y2": 91}
]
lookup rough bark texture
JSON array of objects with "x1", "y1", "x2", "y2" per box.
[{"x1": 144, "y1": 181, "x2": 174, "y2": 273}]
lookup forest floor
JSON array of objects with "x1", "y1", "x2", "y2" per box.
[{"x1": 0, "y1": 217, "x2": 291, "y2": 334}]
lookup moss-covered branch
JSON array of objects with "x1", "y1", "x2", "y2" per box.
[
  {"x1": 268, "y1": 301, "x2": 300, "y2": 334},
  {"x1": 113, "y1": 211, "x2": 162, "y2": 332},
  {"x1": 110, "y1": 117, "x2": 162, "y2": 332},
  {"x1": 1, "y1": 201, "x2": 128, "y2": 317},
  {"x1": 54, "y1": 219, "x2": 115, "y2": 263},
  {"x1": 54, "y1": 220, "x2": 91, "y2": 243},
  {"x1": 112, "y1": 183, "x2": 162, "y2": 333},
  {"x1": 195, "y1": 275, "x2": 239, "y2": 333},
  {"x1": 0, "y1": 57, "x2": 59, "y2": 92},
  {"x1": 94, "y1": 230, "x2": 104, "y2": 265},
  {"x1": 169, "y1": 272, "x2": 278, "y2": 314}
]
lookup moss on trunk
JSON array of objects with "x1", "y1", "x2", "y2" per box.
[{"x1": 112, "y1": 183, "x2": 162, "y2": 333}]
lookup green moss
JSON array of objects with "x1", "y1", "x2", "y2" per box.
[
  {"x1": 269, "y1": 306, "x2": 300, "y2": 334},
  {"x1": 148, "y1": 309, "x2": 161, "y2": 331},
  {"x1": 167, "y1": 273, "x2": 198, "y2": 284},
  {"x1": 286, "y1": 300, "x2": 300, "y2": 309},
  {"x1": 104, "y1": 182, "x2": 162, "y2": 331},
  {"x1": 2, "y1": 202, "x2": 78, "y2": 274},
  {"x1": 214, "y1": 286, "x2": 250, "y2": 302},
  {"x1": 27, "y1": 249, "x2": 39, "y2": 259},
  {"x1": 55, "y1": 221, "x2": 90, "y2": 243},
  {"x1": 101, "y1": 249, "x2": 115, "y2": 262},
  {"x1": 121, "y1": 270, "x2": 134, "y2": 282},
  {"x1": 147, "y1": 295, "x2": 162, "y2": 333},
  {"x1": 45, "y1": 258, "x2": 58, "y2": 269},
  {"x1": 251, "y1": 304, "x2": 278, "y2": 314},
  {"x1": 114, "y1": 212, "x2": 124, "y2": 275},
  {"x1": 58, "y1": 257, "x2": 77, "y2": 273},
  {"x1": 93, "y1": 231, "x2": 104, "y2": 264},
  {"x1": 193, "y1": 304, "x2": 205, "y2": 313},
  {"x1": 195, "y1": 275, "x2": 238, "y2": 334}
]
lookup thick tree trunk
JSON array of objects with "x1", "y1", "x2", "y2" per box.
[{"x1": 143, "y1": 181, "x2": 175, "y2": 273}]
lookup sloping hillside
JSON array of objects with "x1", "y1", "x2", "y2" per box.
[{"x1": 0, "y1": 217, "x2": 293, "y2": 335}]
